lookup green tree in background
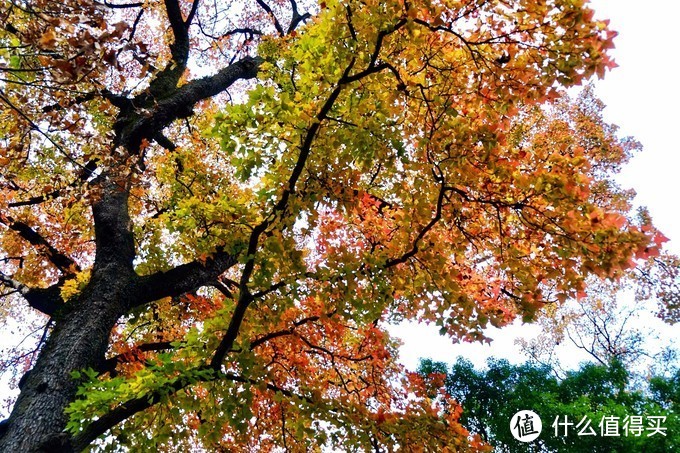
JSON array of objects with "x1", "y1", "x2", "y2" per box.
[{"x1": 418, "y1": 357, "x2": 679, "y2": 452}]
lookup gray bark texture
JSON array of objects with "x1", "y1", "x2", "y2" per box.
[{"x1": 0, "y1": 186, "x2": 138, "y2": 452}]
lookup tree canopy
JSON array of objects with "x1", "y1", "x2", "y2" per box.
[{"x1": 0, "y1": 0, "x2": 674, "y2": 451}]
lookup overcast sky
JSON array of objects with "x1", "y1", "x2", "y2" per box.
[{"x1": 394, "y1": 0, "x2": 680, "y2": 370}]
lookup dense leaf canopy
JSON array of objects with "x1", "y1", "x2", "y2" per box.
[{"x1": 0, "y1": 0, "x2": 674, "y2": 450}]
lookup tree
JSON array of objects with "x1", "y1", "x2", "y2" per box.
[
  {"x1": 418, "y1": 357, "x2": 679, "y2": 452},
  {"x1": 517, "y1": 275, "x2": 679, "y2": 382},
  {"x1": 0, "y1": 0, "x2": 668, "y2": 450}
]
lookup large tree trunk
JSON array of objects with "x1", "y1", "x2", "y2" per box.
[
  {"x1": 0, "y1": 27, "x2": 258, "y2": 450},
  {"x1": 0, "y1": 284, "x2": 131, "y2": 452},
  {"x1": 0, "y1": 186, "x2": 138, "y2": 452},
  {"x1": 0, "y1": 174, "x2": 237, "y2": 451}
]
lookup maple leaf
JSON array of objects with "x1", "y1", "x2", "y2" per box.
[{"x1": 38, "y1": 29, "x2": 58, "y2": 49}]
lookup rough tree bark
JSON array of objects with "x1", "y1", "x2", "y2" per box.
[{"x1": 0, "y1": 184, "x2": 139, "y2": 451}]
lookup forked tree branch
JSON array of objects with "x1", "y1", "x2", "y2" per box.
[
  {"x1": 146, "y1": 0, "x2": 198, "y2": 98},
  {"x1": 256, "y1": 0, "x2": 285, "y2": 36},
  {"x1": 135, "y1": 249, "x2": 239, "y2": 308},
  {"x1": 117, "y1": 56, "x2": 262, "y2": 151},
  {"x1": 0, "y1": 274, "x2": 64, "y2": 316}
]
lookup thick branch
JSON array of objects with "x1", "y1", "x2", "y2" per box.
[
  {"x1": 209, "y1": 292, "x2": 252, "y2": 369},
  {"x1": 135, "y1": 250, "x2": 238, "y2": 308},
  {"x1": 146, "y1": 0, "x2": 196, "y2": 98},
  {"x1": 173, "y1": 56, "x2": 262, "y2": 104},
  {"x1": 0, "y1": 274, "x2": 64, "y2": 316},
  {"x1": 117, "y1": 56, "x2": 262, "y2": 151},
  {"x1": 185, "y1": 0, "x2": 200, "y2": 27},
  {"x1": 153, "y1": 132, "x2": 177, "y2": 151},
  {"x1": 70, "y1": 369, "x2": 206, "y2": 451},
  {"x1": 9, "y1": 189, "x2": 63, "y2": 209},
  {"x1": 287, "y1": 0, "x2": 311, "y2": 33}
]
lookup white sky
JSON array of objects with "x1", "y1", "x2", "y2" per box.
[{"x1": 393, "y1": 0, "x2": 680, "y2": 371}]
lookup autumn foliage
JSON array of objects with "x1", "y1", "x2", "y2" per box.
[{"x1": 0, "y1": 0, "x2": 674, "y2": 451}]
